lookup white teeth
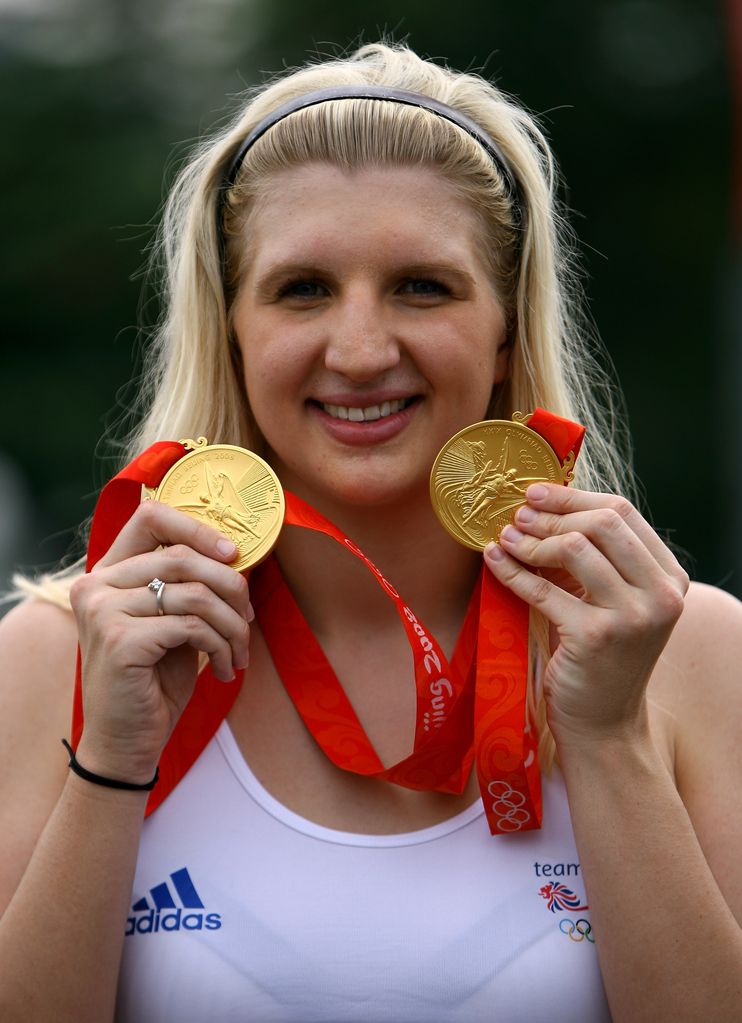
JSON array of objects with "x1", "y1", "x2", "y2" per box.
[{"x1": 321, "y1": 398, "x2": 410, "y2": 421}]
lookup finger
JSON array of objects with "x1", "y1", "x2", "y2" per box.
[
  {"x1": 484, "y1": 542, "x2": 577, "y2": 625},
  {"x1": 96, "y1": 546, "x2": 251, "y2": 618},
  {"x1": 121, "y1": 581, "x2": 251, "y2": 669},
  {"x1": 133, "y1": 614, "x2": 237, "y2": 682},
  {"x1": 499, "y1": 524, "x2": 625, "y2": 606},
  {"x1": 94, "y1": 500, "x2": 238, "y2": 570},
  {"x1": 522, "y1": 485, "x2": 687, "y2": 584},
  {"x1": 511, "y1": 504, "x2": 673, "y2": 592}
]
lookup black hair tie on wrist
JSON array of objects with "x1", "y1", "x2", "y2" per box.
[{"x1": 61, "y1": 739, "x2": 159, "y2": 791}]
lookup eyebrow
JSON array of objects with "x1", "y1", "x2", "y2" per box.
[
  {"x1": 252, "y1": 263, "x2": 331, "y2": 294},
  {"x1": 393, "y1": 263, "x2": 478, "y2": 287}
]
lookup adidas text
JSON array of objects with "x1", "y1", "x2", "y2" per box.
[
  {"x1": 126, "y1": 908, "x2": 222, "y2": 935},
  {"x1": 125, "y1": 867, "x2": 221, "y2": 936}
]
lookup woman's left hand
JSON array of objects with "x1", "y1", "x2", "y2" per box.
[{"x1": 484, "y1": 483, "x2": 689, "y2": 749}]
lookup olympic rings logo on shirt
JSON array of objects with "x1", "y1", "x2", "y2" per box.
[
  {"x1": 487, "y1": 780, "x2": 532, "y2": 832},
  {"x1": 559, "y1": 918, "x2": 594, "y2": 943}
]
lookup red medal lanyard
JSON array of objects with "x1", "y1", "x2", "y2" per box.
[{"x1": 72, "y1": 410, "x2": 584, "y2": 833}]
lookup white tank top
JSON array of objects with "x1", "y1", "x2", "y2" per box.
[{"x1": 116, "y1": 723, "x2": 610, "y2": 1022}]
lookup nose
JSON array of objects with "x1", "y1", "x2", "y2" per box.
[{"x1": 323, "y1": 289, "x2": 401, "y2": 382}]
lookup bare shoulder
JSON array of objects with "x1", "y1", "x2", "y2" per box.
[
  {"x1": 0, "y1": 598, "x2": 79, "y2": 914},
  {"x1": 650, "y1": 580, "x2": 742, "y2": 713},
  {"x1": 0, "y1": 596, "x2": 79, "y2": 720},
  {"x1": 650, "y1": 582, "x2": 742, "y2": 919}
]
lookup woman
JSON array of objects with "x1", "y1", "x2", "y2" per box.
[{"x1": 1, "y1": 42, "x2": 740, "y2": 1023}]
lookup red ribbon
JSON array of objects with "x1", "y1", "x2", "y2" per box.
[
  {"x1": 71, "y1": 440, "x2": 240, "y2": 816},
  {"x1": 251, "y1": 513, "x2": 478, "y2": 796},
  {"x1": 72, "y1": 410, "x2": 584, "y2": 830},
  {"x1": 526, "y1": 408, "x2": 585, "y2": 466}
]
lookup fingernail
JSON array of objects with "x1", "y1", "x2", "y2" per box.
[
  {"x1": 217, "y1": 538, "x2": 236, "y2": 557},
  {"x1": 501, "y1": 525, "x2": 524, "y2": 542},
  {"x1": 246, "y1": 602, "x2": 255, "y2": 623},
  {"x1": 516, "y1": 505, "x2": 537, "y2": 524},
  {"x1": 484, "y1": 541, "x2": 505, "y2": 562},
  {"x1": 527, "y1": 484, "x2": 548, "y2": 501}
]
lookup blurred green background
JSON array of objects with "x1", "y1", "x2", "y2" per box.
[{"x1": 1, "y1": 0, "x2": 740, "y2": 600}]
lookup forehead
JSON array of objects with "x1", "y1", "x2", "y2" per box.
[{"x1": 241, "y1": 163, "x2": 489, "y2": 271}]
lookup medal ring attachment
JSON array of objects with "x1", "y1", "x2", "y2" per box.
[{"x1": 147, "y1": 577, "x2": 166, "y2": 616}]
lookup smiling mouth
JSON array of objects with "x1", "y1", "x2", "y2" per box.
[{"x1": 317, "y1": 397, "x2": 418, "y2": 422}]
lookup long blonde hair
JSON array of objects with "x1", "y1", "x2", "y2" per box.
[
  {"x1": 130, "y1": 43, "x2": 633, "y2": 490},
  {"x1": 17, "y1": 42, "x2": 635, "y2": 766}
]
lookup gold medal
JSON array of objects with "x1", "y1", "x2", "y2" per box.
[
  {"x1": 147, "y1": 437, "x2": 285, "y2": 571},
  {"x1": 430, "y1": 412, "x2": 574, "y2": 549}
]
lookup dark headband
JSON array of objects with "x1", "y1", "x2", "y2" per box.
[{"x1": 217, "y1": 85, "x2": 523, "y2": 234}]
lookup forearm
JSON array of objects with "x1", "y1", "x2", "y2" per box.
[
  {"x1": 0, "y1": 774, "x2": 147, "y2": 1023},
  {"x1": 560, "y1": 728, "x2": 742, "y2": 1023}
]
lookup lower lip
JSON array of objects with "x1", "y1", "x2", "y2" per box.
[{"x1": 309, "y1": 401, "x2": 420, "y2": 446}]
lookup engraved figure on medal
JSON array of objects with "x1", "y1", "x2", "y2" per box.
[
  {"x1": 169, "y1": 464, "x2": 277, "y2": 560},
  {"x1": 152, "y1": 441, "x2": 285, "y2": 570},
  {"x1": 458, "y1": 438, "x2": 529, "y2": 525},
  {"x1": 430, "y1": 417, "x2": 565, "y2": 550}
]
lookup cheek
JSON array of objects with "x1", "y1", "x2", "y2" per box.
[
  {"x1": 466, "y1": 341, "x2": 508, "y2": 416},
  {"x1": 239, "y1": 337, "x2": 310, "y2": 426},
  {"x1": 237, "y1": 342, "x2": 272, "y2": 420},
  {"x1": 457, "y1": 335, "x2": 505, "y2": 397}
]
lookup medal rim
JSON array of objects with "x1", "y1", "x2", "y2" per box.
[
  {"x1": 153, "y1": 443, "x2": 286, "y2": 571},
  {"x1": 429, "y1": 418, "x2": 563, "y2": 551}
]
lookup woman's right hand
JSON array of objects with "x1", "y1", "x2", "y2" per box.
[{"x1": 69, "y1": 500, "x2": 252, "y2": 783}]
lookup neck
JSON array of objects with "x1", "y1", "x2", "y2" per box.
[{"x1": 272, "y1": 485, "x2": 481, "y2": 650}]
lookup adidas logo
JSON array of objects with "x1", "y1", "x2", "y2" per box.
[{"x1": 125, "y1": 867, "x2": 222, "y2": 935}]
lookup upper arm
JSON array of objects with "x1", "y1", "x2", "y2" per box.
[
  {"x1": 0, "y1": 599, "x2": 78, "y2": 916},
  {"x1": 655, "y1": 582, "x2": 742, "y2": 924}
]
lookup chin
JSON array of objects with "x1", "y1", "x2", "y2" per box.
[
  {"x1": 336, "y1": 483, "x2": 414, "y2": 509},
  {"x1": 295, "y1": 470, "x2": 428, "y2": 515},
  {"x1": 270, "y1": 447, "x2": 428, "y2": 510}
]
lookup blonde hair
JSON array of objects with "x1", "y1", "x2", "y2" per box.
[
  {"x1": 18, "y1": 42, "x2": 636, "y2": 767},
  {"x1": 133, "y1": 44, "x2": 633, "y2": 481}
]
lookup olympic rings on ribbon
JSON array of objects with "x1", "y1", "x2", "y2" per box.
[
  {"x1": 559, "y1": 918, "x2": 595, "y2": 943},
  {"x1": 487, "y1": 780, "x2": 532, "y2": 832}
]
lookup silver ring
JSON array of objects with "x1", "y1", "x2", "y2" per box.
[{"x1": 147, "y1": 577, "x2": 166, "y2": 616}]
